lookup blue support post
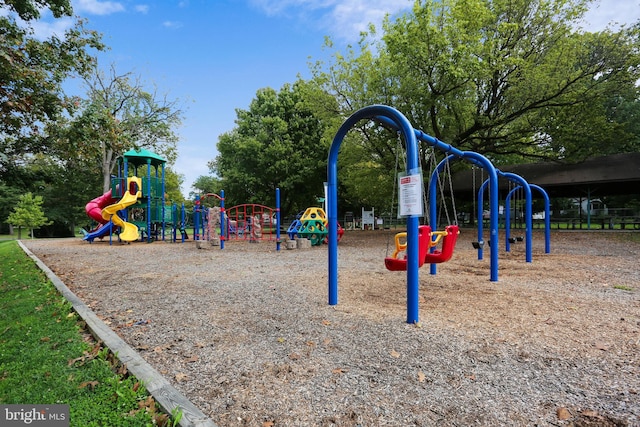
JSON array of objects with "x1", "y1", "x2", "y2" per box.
[
  {"x1": 181, "y1": 203, "x2": 186, "y2": 243},
  {"x1": 220, "y1": 190, "x2": 225, "y2": 250},
  {"x1": 161, "y1": 163, "x2": 166, "y2": 241},
  {"x1": 476, "y1": 174, "x2": 500, "y2": 281},
  {"x1": 509, "y1": 184, "x2": 551, "y2": 255},
  {"x1": 146, "y1": 160, "x2": 151, "y2": 243},
  {"x1": 501, "y1": 172, "x2": 532, "y2": 263},
  {"x1": 276, "y1": 188, "x2": 281, "y2": 252},
  {"x1": 193, "y1": 195, "x2": 200, "y2": 240}
]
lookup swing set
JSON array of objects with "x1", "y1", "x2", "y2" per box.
[{"x1": 327, "y1": 105, "x2": 501, "y2": 324}]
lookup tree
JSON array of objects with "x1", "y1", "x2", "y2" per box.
[
  {"x1": 0, "y1": 11, "x2": 103, "y2": 172},
  {"x1": 6, "y1": 192, "x2": 52, "y2": 238},
  {"x1": 537, "y1": 73, "x2": 640, "y2": 162},
  {"x1": 50, "y1": 65, "x2": 183, "y2": 192},
  {"x1": 1, "y1": 0, "x2": 73, "y2": 20},
  {"x1": 310, "y1": 0, "x2": 640, "y2": 165},
  {"x1": 208, "y1": 80, "x2": 328, "y2": 214},
  {"x1": 191, "y1": 175, "x2": 223, "y2": 199},
  {"x1": 22, "y1": 153, "x2": 101, "y2": 237},
  {"x1": 164, "y1": 167, "x2": 186, "y2": 204},
  {"x1": 0, "y1": 182, "x2": 22, "y2": 234}
]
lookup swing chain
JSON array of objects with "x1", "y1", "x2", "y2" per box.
[
  {"x1": 386, "y1": 133, "x2": 403, "y2": 256},
  {"x1": 446, "y1": 156, "x2": 458, "y2": 225}
]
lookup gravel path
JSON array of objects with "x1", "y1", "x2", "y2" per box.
[{"x1": 23, "y1": 230, "x2": 640, "y2": 426}]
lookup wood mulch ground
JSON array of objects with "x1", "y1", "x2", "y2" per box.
[{"x1": 23, "y1": 229, "x2": 640, "y2": 426}]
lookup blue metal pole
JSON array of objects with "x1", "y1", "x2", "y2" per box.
[
  {"x1": 146, "y1": 160, "x2": 151, "y2": 243},
  {"x1": 428, "y1": 159, "x2": 441, "y2": 276},
  {"x1": 463, "y1": 152, "x2": 500, "y2": 281},
  {"x1": 193, "y1": 195, "x2": 200, "y2": 241},
  {"x1": 161, "y1": 163, "x2": 165, "y2": 242},
  {"x1": 276, "y1": 188, "x2": 281, "y2": 252},
  {"x1": 427, "y1": 152, "x2": 497, "y2": 275},
  {"x1": 516, "y1": 184, "x2": 551, "y2": 254},
  {"x1": 181, "y1": 203, "x2": 185, "y2": 243},
  {"x1": 380, "y1": 115, "x2": 501, "y2": 281},
  {"x1": 530, "y1": 184, "x2": 551, "y2": 254},
  {"x1": 220, "y1": 190, "x2": 225, "y2": 250},
  {"x1": 502, "y1": 172, "x2": 532, "y2": 263}
]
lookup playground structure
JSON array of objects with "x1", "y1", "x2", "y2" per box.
[
  {"x1": 191, "y1": 193, "x2": 224, "y2": 245},
  {"x1": 287, "y1": 206, "x2": 345, "y2": 246},
  {"x1": 83, "y1": 149, "x2": 166, "y2": 243},
  {"x1": 326, "y1": 105, "x2": 550, "y2": 324},
  {"x1": 225, "y1": 203, "x2": 277, "y2": 242},
  {"x1": 188, "y1": 189, "x2": 283, "y2": 251}
]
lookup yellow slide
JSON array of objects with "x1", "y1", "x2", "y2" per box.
[{"x1": 101, "y1": 177, "x2": 142, "y2": 242}]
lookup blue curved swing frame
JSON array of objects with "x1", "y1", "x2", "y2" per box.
[
  {"x1": 326, "y1": 105, "x2": 503, "y2": 324},
  {"x1": 327, "y1": 105, "x2": 422, "y2": 324},
  {"x1": 505, "y1": 184, "x2": 551, "y2": 254}
]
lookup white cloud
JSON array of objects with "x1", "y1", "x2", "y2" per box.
[
  {"x1": 21, "y1": 0, "x2": 125, "y2": 39},
  {"x1": 73, "y1": 0, "x2": 125, "y2": 16},
  {"x1": 580, "y1": 0, "x2": 640, "y2": 31},
  {"x1": 30, "y1": 17, "x2": 75, "y2": 39},
  {"x1": 250, "y1": 0, "x2": 640, "y2": 43},
  {"x1": 327, "y1": 0, "x2": 412, "y2": 40},
  {"x1": 163, "y1": 21, "x2": 183, "y2": 29},
  {"x1": 135, "y1": 5, "x2": 150, "y2": 14},
  {"x1": 248, "y1": 0, "x2": 413, "y2": 42}
]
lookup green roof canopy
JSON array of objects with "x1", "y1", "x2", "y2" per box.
[{"x1": 123, "y1": 148, "x2": 166, "y2": 167}]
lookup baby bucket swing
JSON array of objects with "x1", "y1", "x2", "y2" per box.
[{"x1": 384, "y1": 145, "x2": 460, "y2": 271}]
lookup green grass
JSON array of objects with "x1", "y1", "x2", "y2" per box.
[
  {"x1": 0, "y1": 233, "x2": 32, "y2": 240},
  {"x1": 0, "y1": 241, "x2": 176, "y2": 427}
]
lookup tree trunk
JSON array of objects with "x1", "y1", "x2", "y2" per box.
[{"x1": 102, "y1": 147, "x2": 116, "y2": 193}]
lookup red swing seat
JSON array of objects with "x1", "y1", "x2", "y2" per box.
[
  {"x1": 384, "y1": 225, "x2": 432, "y2": 271},
  {"x1": 423, "y1": 225, "x2": 459, "y2": 264}
]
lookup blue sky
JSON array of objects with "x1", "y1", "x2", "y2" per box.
[{"x1": 19, "y1": 0, "x2": 640, "y2": 195}]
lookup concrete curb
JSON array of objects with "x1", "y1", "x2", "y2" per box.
[{"x1": 19, "y1": 241, "x2": 218, "y2": 427}]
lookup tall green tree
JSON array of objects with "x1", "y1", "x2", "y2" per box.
[
  {"x1": 537, "y1": 73, "x2": 640, "y2": 162},
  {"x1": 0, "y1": 0, "x2": 104, "y2": 235},
  {"x1": 310, "y1": 0, "x2": 640, "y2": 166},
  {"x1": 49, "y1": 65, "x2": 183, "y2": 192},
  {"x1": 0, "y1": 5, "x2": 103, "y2": 172},
  {"x1": 191, "y1": 175, "x2": 223, "y2": 199},
  {"x1": 22, "y1": 153, "x2": 101, "y2": 237},
  {"x1": 1, "y1": 0, "x2": 72, "y2": 20},
  {"x1": 164, "y1": 167, "x2": 185, "y2": 204},
  {"x1": 208, "y1": 80, "x2": 328, "y2": 214},
  {"x1": 5, "y1": 192, "x2": 51, "y2": 238}
]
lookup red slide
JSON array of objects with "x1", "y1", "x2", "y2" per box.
[{"x1": 85, "y1": 191, "x2": 117, "y2": 226}]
